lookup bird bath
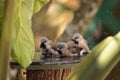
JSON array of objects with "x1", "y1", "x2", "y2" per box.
[{"x1": 10, "y1": 51, "x2": 83, "y2": 80}]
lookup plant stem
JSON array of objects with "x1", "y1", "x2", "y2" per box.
[{"x1": 0, "y1": 0, "x2": 14, "y2": 80}]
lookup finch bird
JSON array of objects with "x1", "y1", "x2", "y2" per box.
[
  {"x1": 56, "y1": 42, "x2": 78, "y2": 57},
  {"x1": 40, "y1": 37, "x2": 59, "y2": 57},
  {"x1": 71, "y1": 33, "x2": 90, "y2": 56}
]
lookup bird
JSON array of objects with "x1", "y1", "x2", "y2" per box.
[
  {"x1": 56, "y1": 42, "x2": 78, "y2": 57},
  {"x1": 72, "y1": 33, "x2": 83, "y2": 43},
  {"x1": 66, "y1": 41, "x2": 82, "y2": 55},
  {"x1": 71, "y1": 33, "x2": 90, "y2": 56},
  {"x1": 40, "y1": 37, "x2": 59, "y2": 57}
]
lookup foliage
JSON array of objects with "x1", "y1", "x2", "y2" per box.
[
  {"x1": 0, "y1": 0, "x2": 47, "y2": 79},
  {"x1": 11, "y1": 0, "x2": 35, "y2": 68},
  {"x1": 67, "y1": 32, "x2": 120, "y2": 80},
  {"x1": 0, "y1": 0, "x2": 5, "y2": 41},
  {"x1": 33, "y1": 0, "x2": 47, "y2": 13},
  {"x1": 0, "y1": 0, "x2": 14, "y2": 80}
]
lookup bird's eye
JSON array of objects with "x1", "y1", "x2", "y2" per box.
[
  {"x1": 43, "y1": 40, "x2": 47, "y2": 43},
  {"x1": 75, "y1": 37, "x2": 78, "y2": 39}
]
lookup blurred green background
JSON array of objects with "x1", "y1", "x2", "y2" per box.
[{"x1": 84, "y1": 0, "x2": 120, "y2": 49}]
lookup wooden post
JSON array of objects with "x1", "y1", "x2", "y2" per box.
[{"x1": 27, "y1": 68, "x2": 71, "y2": 80}]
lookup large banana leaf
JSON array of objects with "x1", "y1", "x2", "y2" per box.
[{"x1": 11, "y1": 0, "x2": 35, "y2": 68}]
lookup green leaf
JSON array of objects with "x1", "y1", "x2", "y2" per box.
[
  {"x1": 67, "y1": 32, "x2": 120, "y2": 80},
  {"x1": 11, "y1": 0, "x2": 35, "y2": 68},
  {"x1": 33, "y1": 0, "x2": 47, "y2": 13}
]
